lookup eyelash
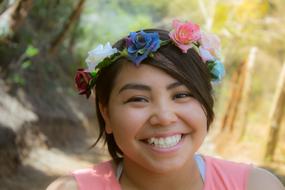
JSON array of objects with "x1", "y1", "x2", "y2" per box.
[
  {"x1": 173, "y1": 92, "x2": 193, "y2": 100},
  {"x1": 124, "y1": 96, "x2": 148, "y2": 104},
  {"x1": 124, "y1": 92, "x2": 192, "y2": 104}
]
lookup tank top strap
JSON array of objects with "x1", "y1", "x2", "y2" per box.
[
  {"x1": 116, "y1": 160, "x2": 123, "y2": 180},
  {"x1": 194, "y1": 154, "x2": 206, "y2": 182}
]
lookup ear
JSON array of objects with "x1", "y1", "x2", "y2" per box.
[{"x1": 99, "y1": 103, "x2": 113, "y2": 134}]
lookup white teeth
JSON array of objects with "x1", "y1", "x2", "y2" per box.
[{"x1": 147, "y1": 134, "x2": 182, "y2": 148}]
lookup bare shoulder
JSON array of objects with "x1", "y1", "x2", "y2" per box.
[
  {"x1": 46, "y1": 175, "x2": 78, "y2": 190},
  {"x1": 248, "y1": 167, "x2": 285, "y2": 190}
]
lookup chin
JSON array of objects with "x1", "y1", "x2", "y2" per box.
[{"x1": 143, "y1": 155, "x2": 194, "y2": 174}]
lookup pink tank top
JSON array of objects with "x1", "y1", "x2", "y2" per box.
[{"x1": 72, "y1": 155, "x2": 252, "y2": 190}]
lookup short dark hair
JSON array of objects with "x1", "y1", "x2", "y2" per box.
[{"x1": 94, "y1": 29, "x2": 214, "y2": 163}]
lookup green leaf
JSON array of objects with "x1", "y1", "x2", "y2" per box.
[
  {"x1": 21, "y1": 61, "x2": 32, "y2": 69},
  {"x1": 12, "y1": 74, "x2": 25, "y2": 85},
  {"x1": 90, "y1": 71, "x2": 97, "y2": 78},
  {"x1": 25, "y1": 45, "x2": 39, "y2": 57}
]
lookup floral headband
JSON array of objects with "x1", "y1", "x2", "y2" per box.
[{"x1": 75, "y1": 19, "x2": 225, "y2": 98}]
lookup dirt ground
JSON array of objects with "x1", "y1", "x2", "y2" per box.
[{"x1": 0, "y1": 139, "x2": 110, "y2": 190}]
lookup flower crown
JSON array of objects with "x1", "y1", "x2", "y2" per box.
[{"x1": 75, "y1": 19, "x2": 225, "y2": 98}]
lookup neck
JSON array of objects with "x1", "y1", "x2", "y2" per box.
[{"x1": 120, "y1": 157, "x2": 203, "y2": 190}]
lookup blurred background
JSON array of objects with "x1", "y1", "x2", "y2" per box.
[{"x1": 0, "y1": 0, "x2": 284, "y2": 189}]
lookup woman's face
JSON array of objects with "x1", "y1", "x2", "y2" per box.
[{"x1": 100, "y1": 63, "x2": 207, "y2": 173}]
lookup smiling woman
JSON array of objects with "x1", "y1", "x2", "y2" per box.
[
  {"x1": 46, "y1": 20, "x2": 284, "y2": 190},
  {"x1": 99, "y1": 63, "x2": 208, "y2": 176}
]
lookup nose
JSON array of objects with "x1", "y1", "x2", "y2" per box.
[{"x1": 149, "y1": 102, "x2": 178, "y2": 126}]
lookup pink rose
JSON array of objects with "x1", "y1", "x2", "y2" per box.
[
  {"x1": 200, "y1": 32, "x2": 221, "y2": 58},
  {"x1": 169, "y1": 19, "x2": 201, "y2": 53}
]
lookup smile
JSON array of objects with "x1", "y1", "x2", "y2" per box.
[{"x1": 146, "y1": 134, "x2": 182, "y2": 149}]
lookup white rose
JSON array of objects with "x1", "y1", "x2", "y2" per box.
[
  {"x1": 199, "y1": 47, "x2": 215, "y2": 62},
  {"x1": 200, "y1": 32, "x2": 221, "y2": 58},
  {"x1": 85, "y1": 42, "x2": 118, "y2": 72}
]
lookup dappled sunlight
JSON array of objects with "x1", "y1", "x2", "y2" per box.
[{"x1": 0, "y1": 0, "x2": 284, "y2": 189}]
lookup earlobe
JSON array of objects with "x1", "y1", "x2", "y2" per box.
[
  {"x1": 99, "y1": 103, "x2": 113, "y2": 134},
  {"x1": 105, "y1": 125, "x2": 113, "y2": 134}
]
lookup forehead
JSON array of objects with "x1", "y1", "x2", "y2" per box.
[{"x1": 112, "y1": 62, "x2": 178, "y2": 90}]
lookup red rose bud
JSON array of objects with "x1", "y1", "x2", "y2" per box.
[{"x1": 75, "y1": 69, "x2": 92, "y2": 98}]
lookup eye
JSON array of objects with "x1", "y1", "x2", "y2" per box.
[
  {"x1": 173, "y1": 92, "x2": 193, "y2": 100},
  {"x1": 124, "y1": 96, "x2": 149, "y2": 104}
]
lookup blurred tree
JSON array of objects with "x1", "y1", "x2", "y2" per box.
[
  {"x1": 264, "y1": 63, "x2": 285, "y2": 161},
  {"x1": 210, "y1": 0, "x2": 285, "y2": 159},
  {"x1": 239, "y1": 47, "x2": 257, "y2": 139},
  {"x1": 49, "y1": 0, "x2": 85, "y2": 54},
  {"x1": 0, "y1": 0, "x2": 33, "y2": 42},
  {"x1": 221, "y1": 60, "x2": 245, "y2": 132},
  {"x1": 74, "y1": 0, "x2": 168, "y2": 59}
]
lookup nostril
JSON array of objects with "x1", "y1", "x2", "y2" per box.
[{"x1": 149, "y1": 111, "x2": 177, "y2": 126}]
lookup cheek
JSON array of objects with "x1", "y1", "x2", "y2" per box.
[
  {"x1": 179, "y1": 102, "x2": 208, "y2": 152},
  {"x1": 180, "y1": 102, "x2": 208, "y2": 132},
  {"x1": 109, "y1": 106, "x2": 149, "y2": 139}
]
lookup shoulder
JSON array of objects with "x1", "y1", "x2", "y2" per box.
[
  {"x1": 203, "y1": 155, "x2": 251, "y2": 172},
  {"x1": 203, "y1": 156, "x2": 252, "y2": 183},
  {"x1": 247, "y1": 167, "x2": 285, "y2": 190},
  {"x1": 46, "y1": 175, "x2": 78, "y2": 190}
]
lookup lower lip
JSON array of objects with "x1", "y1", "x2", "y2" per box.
[{"x1": 143, "y1": 135, "x2": 185, "y2": 154}]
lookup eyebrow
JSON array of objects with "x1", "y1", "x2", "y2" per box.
[
  {"x1": 118, "y1": 81, "x2": 183, "y2": 94},
  {"x1": 166, "y1": 81, "x2": 183, "y2": 90}
]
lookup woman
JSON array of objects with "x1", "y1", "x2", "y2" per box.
[{"x1": 47, "y1": 20, "x2": 284, "y2": 190}]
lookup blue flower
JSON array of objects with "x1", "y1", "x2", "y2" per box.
[
  {"x1": 211, "y1": 60, "x2": 225, "y2": 83},
  {"x1": 126, "y1": 31, "x2": 161, "y2": 65}
]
